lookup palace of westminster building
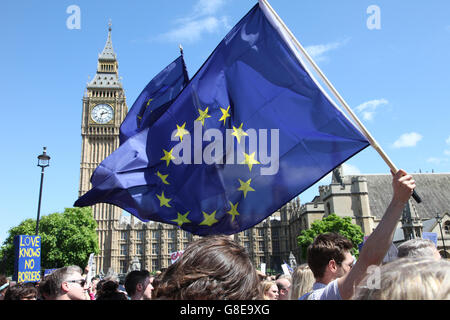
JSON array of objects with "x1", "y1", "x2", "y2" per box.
[{"x1": 79, "y1": 27, "x2": 450, "y2": 276}]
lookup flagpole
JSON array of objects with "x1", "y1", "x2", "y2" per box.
[{"x1": 259, "y1": 0, "x2": 421, "y2": 203}]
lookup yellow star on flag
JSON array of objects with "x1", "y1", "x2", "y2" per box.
[
  {"x1": 156, "y1": 171, "x2": 170, "y2": 185},
  {"x1": 241, "y1": 152, "x2": 260, "y2": 172},
  {"x1": 232, "y1": 123, "x2": 248, "y2": 144},
  {"x1": 227, "y1": 201, "x2": 240, "y2": 222},
  {"x1": 238, "y1": 178, "x2": 255, "y2": 198},
  {"x1": 146, "y1": 98, "x2": 153, "y2": 107},
  {"x1": 171, "y1": 211, "x2": 191, "y2": 227},
  {"x1": 160, "y1": 148, "x2": 175, "y2": 167},
  {"x1": 196, "y1": 107, "x2": 211, "y2": 126},
  {"x1": 219, "y1": 106, "x2": 231, "y2": 126},
  {"x1": 174, "y1": 122, "x2": 189, "y2": 142},
  {"x1": 199, "y1": 210, "x2": 219, "y2": 227},
  {"x1": 156, "y1": 191, "x2": 172, "y2": 208}
]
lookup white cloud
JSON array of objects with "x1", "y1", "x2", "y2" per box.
[
  {"x1": 355, "y1": 99, "x2": 389, "y2": 121},
  {"x1": 161, "y1": 17, "x2": 227, "y2": 43},
  {"x1": 392, "y1": 132, "x2": 423, "y2": 148},
  {"x1": 342, "y1": 163, "x2": 362, "y2": 175},
  {"x1": 446, "y1": 136, "x2": 450, "y2": 145},
  {"x1": 305, "y1": 38, "x2": 350, "y2": 62},
  {"x1": 444, "y1": 150, "x2": 450, "y2": 156},
  {"x1": 157, "y1": 0, "x2": 229, "y2": 44},
  {"x1": 194, "y1": 0, "x2": 226, "y2": 16},
  {"x1": 427, "y1": 157, "x2": 448, "y2": 165}
]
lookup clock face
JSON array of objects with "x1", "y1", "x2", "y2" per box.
[{"x1": 91, "y1": 104, "x2": 114, "y2": 124}]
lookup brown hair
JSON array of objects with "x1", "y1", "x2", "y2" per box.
[
  {"x1": 4, "y1": 282, "x2": 37, "y2": 300},
  {"x1": 124, "y1": 270, "x2": 150, "y2": 296},
  {"x1": 307, "y1": 233, "x2": 354, "y2": 279},
  {"x1": 153, "y1": 235, "x2": 261, "y2": 300}
]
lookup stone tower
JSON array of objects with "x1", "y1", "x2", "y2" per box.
[{"x1": 79, "y1": 23, "x2": 128, "y2": 274}]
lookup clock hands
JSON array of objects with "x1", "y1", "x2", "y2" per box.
[{"x1": 92, "y1": 104, "x2": 113, "y2": 123}]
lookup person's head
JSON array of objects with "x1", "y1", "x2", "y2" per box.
[
  {"x1": 95, "y1": 280, "x2": 128, "y2": 300},
  {"x1": 289, "y1": 264, "x2": 315, "y2": 300},
  {"x1": 3, "y1": 282, "x2": 37, "y2": 300},
  {"x1": 261, "y1": 280, "x2": 279, "y2": 300},
  {"x1": 275, "y1": 275, "x2": 291, "y2": 300},
  {"x1": 89, "y1": 276, "x2": 100, "y2": 295},
  {"x1": 397, "y1": 238, "x2": 441, "y2": 260},
  {"x1": 354, "y1": 257, "x2": 450, "y2": 300},
  {"x1": 38, "y1": 278, "x2": 53, "y2": 300},
  {"x1": 125, "y1": 270, "x2": 153, "y2": 300},
  {"x1": 153, "y1": 235, "x2": 261, "y2": 300},
  {"x1": 307, "y1": 233, "x2": 355, "y2": 283},
  {"x1": 47, "y1": 265, "x2": 87, "y2": 300}
]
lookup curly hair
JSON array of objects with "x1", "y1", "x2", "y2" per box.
[{"x1": 153, "y1": 235, "x2": 261, "y2": 300}]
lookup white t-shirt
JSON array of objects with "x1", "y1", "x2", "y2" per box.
[{"x1": 300, "y1": 280, "x2": 342, "y2": 300}]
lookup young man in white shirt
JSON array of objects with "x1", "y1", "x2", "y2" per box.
[{"x1": 301, "y1": 169, "x2": 416, "y2": 300}]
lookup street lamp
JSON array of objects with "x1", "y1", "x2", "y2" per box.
[
  {"x1": 36, "y1": 147, "x2": 50, "y2": 235},
  {"x1": 435, "y1": 213, "x2": 448, "y2": 259}
]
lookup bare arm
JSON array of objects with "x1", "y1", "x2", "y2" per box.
[{"x1": 338, "y1": 169, "x2": 416, "y2": 300}]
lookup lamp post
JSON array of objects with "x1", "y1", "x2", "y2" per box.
[
  {"x1": 36, "y1": 147, "x2": 50, "y2": 235},
  {"x1": 436, "y1": 213, "x2": 448, "y2": 259}
]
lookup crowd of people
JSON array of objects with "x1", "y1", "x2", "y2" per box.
[{"x1": 1, "y1": 169, "x2": 449, "y2": 300}]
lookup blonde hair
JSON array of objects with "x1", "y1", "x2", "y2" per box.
[
  {"x1": 354, "y1": 257, "x2": 450, "y2": 300},
  {"x1": 289, "y1": 264, "x2": 315, "y2": 300},
  {"x1": 260, "y1": 280, "x2": 277, "y2": 300}
]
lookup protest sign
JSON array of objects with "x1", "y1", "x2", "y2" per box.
[
  {"x1": 281, "y1": 263, "x2": 290, "y2": 275},
  {"x1": 260, "y1": 263, "x2": 266, "y2": 275},
  {"x1": 86, "y1": 253, "x2": 95, "y2": 286},
  {"x1": 13, "y1": 235, "x2": 41, "y2": 283},
  {"x1": 170, "y1": 250, "x2": 184, "y2": 264},
  {"x1": 44, "y1": 269, "x2": 58, "y2": 277},
  {"x1": 422, "y1": 232, "x2": 438, "y2": 246}
]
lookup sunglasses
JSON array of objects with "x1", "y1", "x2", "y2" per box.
[{"x1": 66, "y1": 279, "x2": 86, "y2": 287}]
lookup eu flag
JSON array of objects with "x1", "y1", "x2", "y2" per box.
[
  {"x1": 75, "y1": 3, "x2": 369, "y2": 236},
  {"x1": 119, "y1": 55, "x2": 189, "y2": 145}
]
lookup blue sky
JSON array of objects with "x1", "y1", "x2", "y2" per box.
[{"x1": 1, "y1": 0, "x2": 450, "y2": 244}]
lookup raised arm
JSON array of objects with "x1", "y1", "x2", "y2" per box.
[{"x1": 338, "y1": 169, "x2": 416, "y2": 300}]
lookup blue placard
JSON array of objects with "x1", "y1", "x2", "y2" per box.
[
  {"x1": 13, "y1": 235, "x2": 41, "y2": 283},
  {"x1": 422, "y1": 232, "x2": 438, "y2": 247},
  {"x1": 44, "y1": 268, "x2": 58, "y2": 277}
]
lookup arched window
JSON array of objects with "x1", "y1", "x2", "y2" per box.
[{"x1": 444, "y1": 221, "x2": 450, "y2": 234}]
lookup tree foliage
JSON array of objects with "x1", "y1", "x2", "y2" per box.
[
  {"x1": 297, "y1": 213, "x2": 364, "y2": 260},
  {"x1": 0, "y1": 207, "x2": 98, "y2": 275}
]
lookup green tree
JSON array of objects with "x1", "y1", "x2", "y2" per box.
[
  {"x1": 297, "y1": 214, "x2": 364, "y2": 260},
  {"x1": 0, "y1": 207, "x2": 98, "y2": 276}
]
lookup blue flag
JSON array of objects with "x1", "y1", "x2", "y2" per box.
[
  {"x1": 119, "y1": 55, "x2": 189, "y2": 145},
  {"x1": 75, "y1": 3, "x2": 369, "y2": 236}
]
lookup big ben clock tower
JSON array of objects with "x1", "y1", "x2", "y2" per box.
[{"x1": 79, "y1": 23, "x2": 128, "y2": 274}]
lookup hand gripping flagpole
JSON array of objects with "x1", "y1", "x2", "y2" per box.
[{"x1": 259, "y1": 0, "x2": 421, "y2": 203}]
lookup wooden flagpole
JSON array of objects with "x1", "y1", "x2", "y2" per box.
[{"x1": 259, "y1": 0, "x2": 421, "y2": 203}]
